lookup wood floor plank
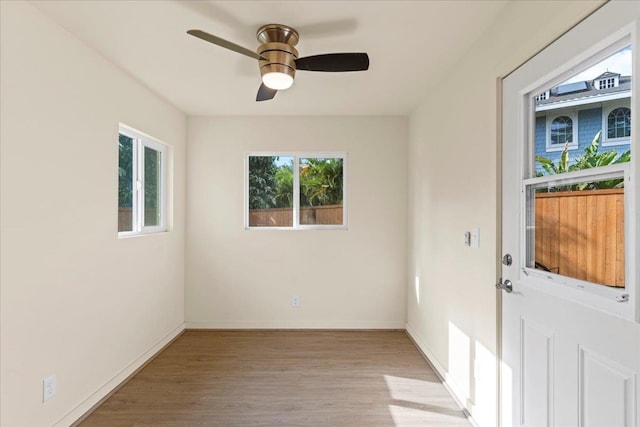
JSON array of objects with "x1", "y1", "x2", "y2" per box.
[{"x1": 78, "y1": 330, "x2": 470, "y2": 426}]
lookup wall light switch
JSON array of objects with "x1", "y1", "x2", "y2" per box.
[
  {"x1": 471, "y1": 228, "x2": 480, "y2": 248},
  {"x1": 464, "y1": 231, "x2": 471, "y2": 246},
  {"x1": 43, "y1": 374, "x2": 56, "y2": 402}
]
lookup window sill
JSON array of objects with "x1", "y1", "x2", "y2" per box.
[
  {"x1": 602, "y1": 138, "x2": 630, "y2": 147},
  {"x1": 545, "y1": 143, "x2": 578, "y2": 152},
  {"x1": 245, "y1": 225, "x2": 348, "y2": 231},
  {"x1": 118, "y1": 230, "x2": 168, "y2": 239}
]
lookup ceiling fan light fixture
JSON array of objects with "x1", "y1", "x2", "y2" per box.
[
  {"x1": 186, "y1": 24, "x2": 370, "y2": 102},
  {"x1": 262, "y1": 71, "x2": 294, "y2": 90}
]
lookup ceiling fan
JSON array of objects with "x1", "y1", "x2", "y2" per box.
[{"x1": 187, "y1": 24, "x2": 370, "y2": 102}]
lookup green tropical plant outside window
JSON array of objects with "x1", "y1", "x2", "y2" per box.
[
  {"x1": 247, "y1": 155, "x2": 345, "y2": 228},
  {"x1": 535, "y1": 130, "x2": 630, "y2": 190}
]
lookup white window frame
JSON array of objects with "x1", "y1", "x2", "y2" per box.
[
  {"x1": 602, "y1": 101, "x2": 632, "y2": 146},
  {"x1": 118, "y1": 124, "x2": 167, "y2": 237},
  {"x1": 521, "y1": 164, "x2": 634, "y2": 320},
  {"x1": 245, "y1": 152, "x2": 348, "y2": 230},
  {"x1": 545, "y1": 110, "x2": 579, "y2": 152},
  {"x1": 523, "y1": 34, "x2": 636, "y2": 321}
]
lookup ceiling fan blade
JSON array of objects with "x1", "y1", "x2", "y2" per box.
[
  {"x1": 187, "y1": 29, "x2": 265, "y2": 61},
  {"x1": 256, "y1": 83, "x2": 277, "y2": 102},
  {"x1": 295, "y1": 53, "x2": 369, "y2": 72}
]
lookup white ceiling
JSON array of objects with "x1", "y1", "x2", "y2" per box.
[{"x1": 32, "y1": 0, "x2": 509, "y2": 116}]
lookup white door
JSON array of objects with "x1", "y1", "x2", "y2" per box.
[{"x1": 501, "y1": 2, "x2": 640, "y2": 426}]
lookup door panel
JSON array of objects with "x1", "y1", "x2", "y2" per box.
[
  {"x1": 500, "y1": 2, "x2": 640, "y2": 426},
  {"x1": 579, "y1": 347, "x2": 636, "y2": 427},
  {"x1": 521, "y1": 317, "x2": 553, "y2": 427}
]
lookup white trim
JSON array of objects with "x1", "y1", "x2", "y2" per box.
[
  {"x1": 54, "y1": 323, "x2": 185, "y2": 427},
  {"x1": 245, "y1": 152, "x2": 348, "y2": 230},
  {"x1": 405, "y1": 324, "x2": 480, "y2": 427},
  {"x1": 186, "y1": 320, "x2": 406, "y2": 329}
]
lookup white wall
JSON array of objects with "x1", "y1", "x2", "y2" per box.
[
  {"x1": 406, "y1": 1, "x2": 604, "y2": 426},
  {"x1": 186, "y1": 117, "x2": 407, "y2": 329},
  {"x1": 0, "y1": 2, "x2": 186, "y2": 426}
]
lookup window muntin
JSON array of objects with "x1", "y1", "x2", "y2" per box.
[
  {"x1": 246, "y1": 153, "x2": 347, "y2": 229},
  {"x1": 118, "y1": 125, "x2": 167, "y2": 236},
  {"x1": 607, "y1": 107, "x2": 631, "y2": 139}
]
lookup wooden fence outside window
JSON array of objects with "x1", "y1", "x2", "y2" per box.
[{"x1": 534, "y1": 188, "x2": 624, "y2": 287}]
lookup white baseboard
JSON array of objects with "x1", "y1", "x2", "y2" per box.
[
  {"x1": 55, "y1": 323, "x2": 185, "y2": 427},
  {"x1": 186, "y1": 320, "x2": 406, "y2": 329},
  {"x1": 405, "y1": 323, "x2": 480, "y2": 427}
]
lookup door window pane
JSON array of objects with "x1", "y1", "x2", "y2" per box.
[
  {"x1": 299, "y1": 158, "x2": 344, "y2": 225},
  {"x1": 534, "y1": 45, "x2": 631, "y2": 175},
  {"x1": 118, "y1": 134, "x2": 134, "y2": 232},
  {"x1": 526, "y1": 175, "x2": 625, "y2": 288}
]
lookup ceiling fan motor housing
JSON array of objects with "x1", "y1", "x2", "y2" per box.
[{"x1": 256, "y1": 24, "x2": 299, "y2": 84}]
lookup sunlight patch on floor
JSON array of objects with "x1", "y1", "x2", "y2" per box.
[{"x1": 384, "y1": 375, "x2": 470, "y2": 426}]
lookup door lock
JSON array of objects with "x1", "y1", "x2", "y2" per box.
[
  {"x1": 502, "y1": 253, "x2": 512, "y2": 266},
  {"x1": 496, "y1": 278, "x2": 513, "y2": 293}
]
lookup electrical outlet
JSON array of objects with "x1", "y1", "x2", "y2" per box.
[
  {"x1": 43, "y1": 374, "x2": 56, "y2": 402},
  {"x1": 292, "y1": 295, "x2": 300, "y2": 308}
]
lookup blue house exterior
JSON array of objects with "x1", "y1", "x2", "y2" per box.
[{"x1": 534, "y1": 72, "x2": 631, "y2": 174}]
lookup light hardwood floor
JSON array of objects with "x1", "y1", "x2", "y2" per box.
[{"x1": 78, "y1": 330, "x2": 470, "y2": 426}]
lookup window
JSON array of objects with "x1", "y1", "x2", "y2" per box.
[
  {"x1": 246, "y1": 153, "x2": 347, "y2": 229},
  {"x1": 598, "y1": 77, "x2": 616, "y2": 89},
  {"x1": 606, "y1": 106, "x2": 631, "y2": 140},
  {"x1": 118, "y1": 125, "x2": 167, "y2": 235},
  {"x1": 534, "y1": 91, "x2": 549, "y2": 102},
  {"x1": 546, "y1": 114, "x2": 577, "y2": 151},
  {"x1": 527, "y1": 40, "x2": 633, "y2": 319}
]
